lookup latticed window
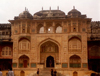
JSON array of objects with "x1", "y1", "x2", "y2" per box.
[{"x1": 2, "y1": 46, "x2": 12, "y2": 56}]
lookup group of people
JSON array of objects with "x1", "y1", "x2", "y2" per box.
[
  {"x1": 37, "y1": 68, "x2": 57, "y2": 76},
  {"x1": 51, "y1": 69, "x2": 57, "y2": 76},
  {"x1": 0, "y1": 68, "x2": 14, "y2": 76}
]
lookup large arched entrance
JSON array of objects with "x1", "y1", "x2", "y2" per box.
[
  {"x1": 40, "y1": 40, "x2": 59, "y2": 68},
  {"x1": 46, "y1": 56, "x2": 54, "y2": 67}
]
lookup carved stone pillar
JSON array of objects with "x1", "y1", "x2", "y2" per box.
[
  {"x1": 53, "y1": 22, "x2": 55, "y2": 33},
  {"x1": 26, "y1": 22, "x2": 27, "y2": 33},
  {"x1": 44, "y1": 22, "x2": 46, "y2": 33}
]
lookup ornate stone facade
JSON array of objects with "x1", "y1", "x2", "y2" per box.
[{"x1": 0, "y1": 7, "x2": 100, "y2": 76}]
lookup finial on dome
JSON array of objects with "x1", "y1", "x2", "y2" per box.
[
  {"x1": 25, "y1": 7, "x2": 26, "y2": 11},
  {"x1": 42, "y1": 7, "x2": 43, "y2": 11},
  {"x1": 73, "y1": 6, "x2": 75, "y2": 9},
  {"x1": 57, "y1": 6, "x2": 59, "y2": 10},
  {"x1": 50, "y1": 6, "x2": 51, "y2": 10}
]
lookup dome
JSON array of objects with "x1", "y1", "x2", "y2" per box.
[
  {"x1": 33, "y1": 8, "x2": 66, "y2": 19},
  {"x1": 18, "y1": 9, "x2": 33, "y2": 19},
  {"x1": 67, "y1": 6, "x2": 81, "y2": 18}
]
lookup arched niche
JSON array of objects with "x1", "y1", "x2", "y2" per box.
[
  {"x1": 55, "y1": 23, "x2": 62, "y2": 33},
  {"x1": 69, "y1": 55, "x2": 81, "y2": 68},
  {"x1": 68, "y1": 37, "x2": 81, "y2": 52},
  {"x1": 20, "y1": 70, "x2": 25, "y2": 76},
  {"x1": 37, "y1": 24, "x2": 44, "y2": 33},
  {"x1": 47, "y1": 26, "x2": 53, "y2": 33},
  {"x1": 19, "y1": 55, "x2": 29, "y2": 68},
  {"x1": 40, "y1": 41, "x2": 59, "y2": 53},
  {"x1": 39, "y1": 26, "x2": 44, "y2": 33},
  {"x1": 89, "y1": 45, "x2": 100, "y2": 56},
  {"x1": 39, "y1": 39, "x2": 60, "y2": 64},
  {"x1": 73, "y1": 71, "x2": 78, "y2": 76},
  {"x1": 18, "y1": 38, "x2": 30, "y2": 51}
]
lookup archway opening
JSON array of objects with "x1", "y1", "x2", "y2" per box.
[
  {"x1": 91, "y1": 73, "x2": 96, "y2": 76},
  {"x1": 46, "y1": 56, "x2": 54, "y2": 67},
  {"x1": 20, "y1": 71, "x2": 25, "y2": 76},
  {"x1": 70, "y1": 55, "x2": 81, "y2": 68},
  {"x1": 19, "y1": 55, "x2": 29, "y2": 68},
  {"x1": 73, "y1": 71, "x2": 78, "y2": 76}
]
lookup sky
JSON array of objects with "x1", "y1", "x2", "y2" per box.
[{"x1": 0, "y1": 0, "x2": 100, "y2": 23}]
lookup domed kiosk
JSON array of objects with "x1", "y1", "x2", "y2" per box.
[
  {"x1": 33, "y1": 7, "x2": 66, "y2": 19},
  {"x1": 67, "y1": 6, "x2": 86, "y2": 18},
  {"x1": 14, "y1": 8, "x2": 33, "y2": 20}
]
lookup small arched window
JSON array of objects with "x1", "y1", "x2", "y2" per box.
[
  {"x1": 73, "y1": 71, "x2": 78, "y2": 76},
  {"x1": 39, "y1": 27, "x2": 44, "y2": 33},
  {"x1": 48, "y1": 26, "x2": 53, "y2": 33},
  {"x1": 2, "y1": 46, "x2": 11, "y2": 56},
  {"x1": 56, "y1": 26, "x2": 62, "y2": 33}
]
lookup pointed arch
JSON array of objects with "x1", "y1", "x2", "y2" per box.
[
  {"x1": 48, "y1": 26, "x2": 53, "y2": 33},
  {"x1": 69, "y1": 36, "x2": 81, "y2": 41},
  {"x1": 89, "y1": 45, "x2": 100, "y2": 56},
  {"x1": 19, "y1": 38, "x2": 30, "y2": 51},
  {"x1": 39, "y1": 38, "x2": 60, "y2": 47},
  {"x1": 38, "y1": 38, "x2": 61, "y2": 64},
  {"x1": 37, "y1": 24, "x2": 44, "y2": 33},
  {"x1": 19, "y1": 55, "x2": 29, "y2": 68},
  {"x1": 20, "y1": 70, "x2": 25, "y2": 76},
  {"x1": 19, "y1": 37, "x2": 30, "y2": 42},
  {"x1": 73, "y1": 71, "x2": 78, "y2": 76},
  {"x1": 69, "y1": 55, "x2": 81, "y2": 68},
  {"x1": 68, "y1": 36, "x2": 81, "y2": 52},
  {"x1": 55, "y1": 23, "x2": 62, "y2": 33}
]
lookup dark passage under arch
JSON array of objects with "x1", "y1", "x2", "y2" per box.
[{"x1": 46, "y1": 56, "x2": 54, "y2": 67}]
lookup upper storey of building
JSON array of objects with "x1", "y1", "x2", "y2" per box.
[
  {"x1": 0, "y1": 24, "x2": 11, "y2": 41},
  {"x1": 13, "y1": 7, "x2": 87, "y2": 20}
]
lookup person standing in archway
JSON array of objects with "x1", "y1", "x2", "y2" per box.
[{"x1": 49, "y1": 60, "x2": 52, "y2": 67}]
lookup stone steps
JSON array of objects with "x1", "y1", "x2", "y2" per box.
[{"x1": 28, "y1": 68, "x2": 66, "y2": 76}]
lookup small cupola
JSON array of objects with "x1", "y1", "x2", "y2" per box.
[{"x1": 67, "y1": 6, "x2": 81, "y2": 18}]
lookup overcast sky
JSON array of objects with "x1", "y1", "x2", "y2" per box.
[{"x1": 0, "y1": 0, "x2": 100, "y2": 23}]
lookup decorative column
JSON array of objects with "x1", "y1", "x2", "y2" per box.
[
  {"x1": 44, "y1": 22, "x2": 46, "y2": 33},
  {"x1": 26, "y1": 21, "x2": 27, "y2": 33},
  {"x1": 53, "y1": 22, "x2": 55, "y2": 33},
  {"x1": 21, "y1": 22, "x2": 22, "y2": 33}
]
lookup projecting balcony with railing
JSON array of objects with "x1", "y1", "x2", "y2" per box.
[{"x1": 0, "y1": 35, "x2": 11, "y2": 41}]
